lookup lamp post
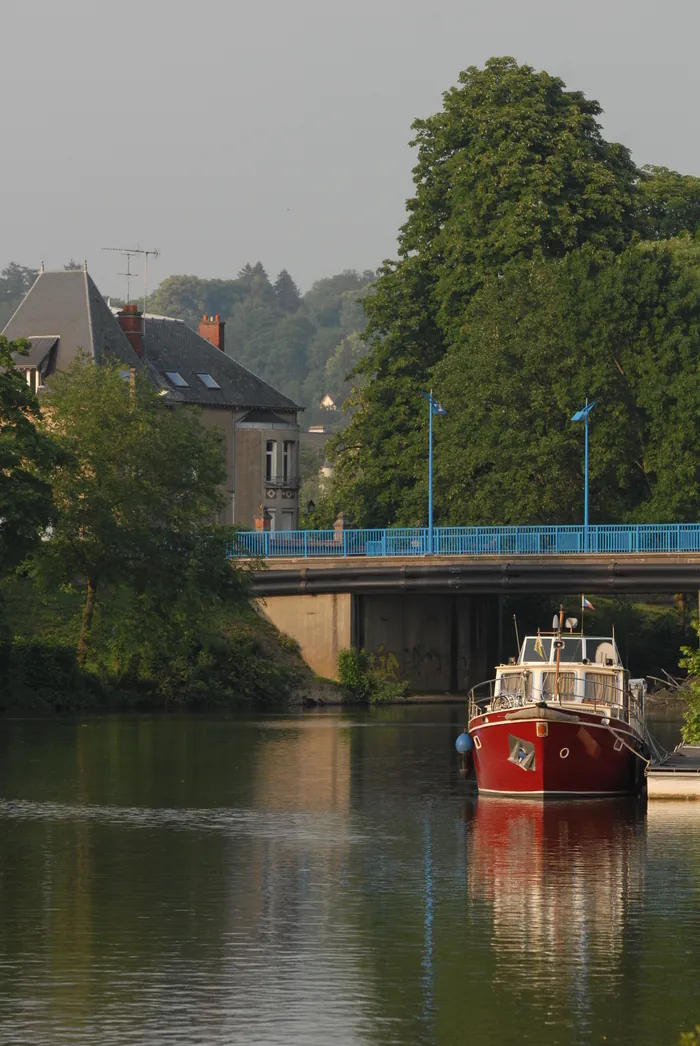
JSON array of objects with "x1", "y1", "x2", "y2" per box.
[
  {"x1": 570, "y1": 399, "x2": 597, "y2": 551},
  {"x1": 420, "y1": 390, "x2": 447, "y2": 554}
]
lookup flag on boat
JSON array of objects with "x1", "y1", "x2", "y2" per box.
[
  {"x1": 534, "y1": 631, "x2": 545, "y2": 659},
  {"x1": 582, "y1": 597, "x2": 595, "y2": 611}
]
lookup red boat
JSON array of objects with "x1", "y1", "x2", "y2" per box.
[{"x1": 461, "y1": 609, "x2": 649, "y2": 797}]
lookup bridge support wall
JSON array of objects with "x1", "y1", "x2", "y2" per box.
[
  {"x1": 261, "y1": 591, "x2": 500, "y2": 691},
  {"x1": 260, "y1": 593, "x2": 353, "y2": 681}
]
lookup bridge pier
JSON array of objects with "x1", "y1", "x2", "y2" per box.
[{"x1": 260, "y1": 591, "x2": 500, "y2": 692}]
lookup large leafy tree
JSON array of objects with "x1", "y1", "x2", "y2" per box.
[
  {"x1": 39, "y1": 358, "x2": 237, "y2": 663},
  {"x1": 431, "y1": 240, "x2": 700, "y2": 525},
  {"x1": 330, "y1": 58, "x2": 700, "y2": 526},
  {"x1": 0, "y1": 336, "x2": 61, "y2": 582}
]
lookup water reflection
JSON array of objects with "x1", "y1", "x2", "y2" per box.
[{"x1": 467, "y1": 798, "x2": 647, "y2": 997}]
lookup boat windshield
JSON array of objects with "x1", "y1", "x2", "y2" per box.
[{"x1": 520, "y1": 636, "x2": 596, "y2": 663}]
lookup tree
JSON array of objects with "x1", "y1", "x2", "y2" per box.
[
  {"x1": 431, "y1": 238, "x2": 700, "y2": 527},
  {"x1": 39, "y1": 358, "x2": 232, "y2": 664},
  {"x1": 330, "y1": 57, "x2": 652, "y2": 525},
  {"x1": 637, "y1": 166, "x2": 700, "y2": 240},
  {"x1": 0, "y1": 336, "x2": 60, "y2": 582},
  {"x1": 0, "y1": 262, "x2": 37, "y2": 327},
  {"x1": 274, "y1": 269, "x2": 302, "y2": 313}
]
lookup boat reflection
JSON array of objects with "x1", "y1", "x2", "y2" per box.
[{"x1": 467, "y1": 797, "x2": 646, "y2": 992}]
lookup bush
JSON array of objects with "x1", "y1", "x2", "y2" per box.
[
  {"x1": 337, "y1": 647, "x2": 409, "y2": 704},
  {"x1": 679, "y1": 624, "x2": 700, "y2": 743}
]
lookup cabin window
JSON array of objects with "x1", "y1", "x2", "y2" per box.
[
  {"x1": 498, "y1": 672, "x2": 531, "y2": 699},
  {"x1": 522, "y1": 637, "x2": 551, "y2": 662},
  {"x1": 541, "y1": 672, "x2": 575, "y2": 700},
  {"x1": 557, "y1": 637, "x2": 585, "y2": 662},
  {"x1": 585, "y1": 672, "x2": 617, "y2": 705}
]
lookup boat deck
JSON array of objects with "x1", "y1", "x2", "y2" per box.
[{"x1": 647, "y1": 746, "x2": 700, "y2": 799}]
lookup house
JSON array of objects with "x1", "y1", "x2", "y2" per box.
[{"x1": 3, "y1": 266, "x2": 302, "y2": 530}]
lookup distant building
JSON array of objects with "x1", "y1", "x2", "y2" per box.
[
  {"x1": 3, "y1": 267, "x2": 302, "y2": 530},
  {"x1": 320, "y1": 393, "x2": 337, "y2": 410}
]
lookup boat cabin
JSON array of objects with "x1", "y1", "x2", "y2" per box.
[{"x1": 495, "y1": 634, "x2": 625, "y2": 708}]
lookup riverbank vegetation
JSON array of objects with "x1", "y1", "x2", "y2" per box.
[{"x1": 0, "y1": 340, "x2": 303, "y2": 711}]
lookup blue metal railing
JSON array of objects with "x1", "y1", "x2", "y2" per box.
[{"x1": 229, "y1": 523, "x2": 700, "y2": 559}]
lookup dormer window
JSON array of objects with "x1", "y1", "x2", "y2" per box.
[
  {"x1": 165, "y1": 371, "x2": 189, "y2": 387},
  {"x1": 197, "y1": 373, "x2": 220, "y2": 389}
]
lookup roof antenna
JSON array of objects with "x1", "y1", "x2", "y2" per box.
[{"x1": 101, "y1": 245, "x2": 160, "y2": 311}]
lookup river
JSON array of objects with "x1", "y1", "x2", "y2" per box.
[{"x1": 0, "y1": 706, "x2": 696, "y2": 1045}]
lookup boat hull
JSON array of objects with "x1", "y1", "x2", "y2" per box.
[{"x1": 470, "y1": 708, "x2": 645, "y2": 796}]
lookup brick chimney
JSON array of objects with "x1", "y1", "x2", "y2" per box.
[
  {"x1": 117, "y1": 303, "x2": 143, "y2": 359},
  {"x1": 199, "y1": 314, "x2": 225, "y2": 351}
]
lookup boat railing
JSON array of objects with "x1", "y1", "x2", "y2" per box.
[{"x1": 468, "y1": 677, "x2": 645, "y2": 733}]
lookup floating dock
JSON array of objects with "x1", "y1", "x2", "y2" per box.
[{"x1": 647, "y1": 745, "x2": 700, "y2": 799}]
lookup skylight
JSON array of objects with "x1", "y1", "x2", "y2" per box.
[
  {"x1": 197, "y1": 373, "x2": 221, "y2": 389},
  {"x1": 165, "y1": 371, "x2": 189, "y2": 387}
]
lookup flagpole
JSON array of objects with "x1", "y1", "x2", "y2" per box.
[
  {"x1": 581, "y1": 593, "x2": 585, "y2": 635},
  {"x1": 428, "y1": 389, "x2": 434, "y2": 555}
]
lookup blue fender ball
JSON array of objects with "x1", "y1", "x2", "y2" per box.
[{"x1": 455, "y1": 731, "x2": 474, "y2": 754}]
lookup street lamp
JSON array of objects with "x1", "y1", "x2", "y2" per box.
[
  {"x1": 570, "y1": 399, "x2": 597, "y2": 550},
  {"x1": 420, "y1": 390, "x2": 448, "y2": 554},
  {"x1": 306, "y1": 499, "x2": 316, "y2": 516}
]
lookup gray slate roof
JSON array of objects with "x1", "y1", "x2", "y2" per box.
[
  {"x1": 3, "y1": 269, "x2": 141, "y2": 372},
  {"x1": 3, "y1": 268, "x2": 300, "y2": 415},
  {"x1": 143, "y1": 317, "x2": 301, "y2": 413},
  {"x1": 11, "y1": 336, "x2": 59, "y2": 368}
]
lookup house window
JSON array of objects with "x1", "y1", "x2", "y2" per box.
[
  {"x1": 281, "y1": 510, "x2": 294, "y2": 531},
  {"x1": 197, "y1": 373, "x2": 220, "y2": 389},
  {"x1": 283, "y1": 441, "x2": 294, "y2": 482},
  {"x1": 25, "y1": 369, "x2": 39, "y2": 393},
  {"x1": 266, "y1": 440, "x2": 276, "y2": 481},
  {"x1": 165, "y1": 371, "x2": 189, "y2": 387}
]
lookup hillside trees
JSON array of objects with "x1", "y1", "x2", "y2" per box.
[{"x1": 329, "y1": 57, "x2": 700, "y2": 527}]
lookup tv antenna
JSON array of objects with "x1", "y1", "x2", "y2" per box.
[{"x1": 102, "y1": 245, "x2": 160, "y2": 311}]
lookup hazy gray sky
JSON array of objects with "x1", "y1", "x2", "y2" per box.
[{"x1": 3, "y1": 0, "x2": 700, "y2": 296}]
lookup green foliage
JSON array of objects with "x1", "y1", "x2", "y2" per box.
[
  {"x1": 36, "y1": 357, "x2": 240, "y2": 663},
  {"x1": 638, "y1": 166, "x2": 700, "y2": 240},
  {"x1": 337, "y1": 647, "x2": 409, "y2": 704},
  {"x1": 679, "y1": 625, "x2": 700, "y2": 743},
  {"x1": 679, "y1": 1027, "x2": 700, "y2": 1045},
  {"x1": 0, "y1": 262, "x2": 37, "y2": 327},
  {"x1": 330, "y1": 57, "x2": 700, "y2": 527},
  {"x1": 0, "y1": 336, "x2": 62, "y2": 584}
]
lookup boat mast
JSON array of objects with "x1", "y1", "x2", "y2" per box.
[{"x1": 554, "y1": 604, "x2": 564, "y2": 704}]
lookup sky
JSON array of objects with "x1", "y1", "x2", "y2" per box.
[{"x1": 3, "y1": 0, "x2": 700, "y2": 297}]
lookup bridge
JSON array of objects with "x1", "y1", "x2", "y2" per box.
[{"x1": 234, "y1": 525, "x2": 700, "y2": 688}]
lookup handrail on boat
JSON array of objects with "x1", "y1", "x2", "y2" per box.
[{"x1": 468, "y1": 677, "x2": 644, "y2": 734}]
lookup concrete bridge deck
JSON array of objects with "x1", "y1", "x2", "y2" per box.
[{"x1": 252, "y1": 553, "x2": 700, "y2": 597}]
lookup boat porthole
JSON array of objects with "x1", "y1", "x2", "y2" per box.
[
  {"x1": 474, "y1": 735, "x2": 482, "y2": 750},
  {"x1": 559, "y1": 747, "x2": 569, "y2": 759}
]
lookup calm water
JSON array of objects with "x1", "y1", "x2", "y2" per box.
[{"x1": 0, "y1": 707, "x2": 697, "y2": 1046}]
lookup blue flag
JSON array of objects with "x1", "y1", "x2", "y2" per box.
[{"x1": 419, "y1": 390, "x2": 448, "y2": 415}]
